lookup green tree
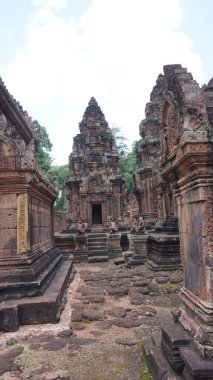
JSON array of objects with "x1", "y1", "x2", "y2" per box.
[
  {"x1": 111, "y1": 124, "x2": 137, "y2": 194},
  {"x1": 111, "y1": 125, "x2": 128, "y2": 159},
  {"x1": 121, "y1": 146, "x2": 137, "y2": 194},
  {"x1": 32, "y1": 120, "x2": 53, "y2": 171},
  {"x1": 51, "y1": 164, "x2": 69, "y2": 211}
]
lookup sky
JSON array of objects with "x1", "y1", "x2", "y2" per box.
[{"x1": 1, "y1": 0, "x2": 213, "y2": 165}]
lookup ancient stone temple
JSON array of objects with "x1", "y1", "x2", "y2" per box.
[
  {"x1": 133, "y1": 72, "x2": 180, "y2": 270},
  {"x1": 0, "y1": 78, "x2": 73, "y2": 331},
  {"x1": 142, "y1": 65, "x2": 213, "y2": 379},
  {"x1": 65, "y1": 97, "x2": 126, "y2": 230},
  {"x1": 133, "y1": 75, "x2": 163, "y2": 226}
]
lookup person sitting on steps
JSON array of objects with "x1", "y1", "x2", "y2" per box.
[
  {"x1": 76, "y1": 219, "x2": 85, "y2": 234},
  {"x1": 109, "y1": 219, "x2": 118, "y2": 233}
]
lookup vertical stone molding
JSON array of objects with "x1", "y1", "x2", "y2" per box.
[{"x1": 17, "y1": 193, "x2": 29, "y2": 254}]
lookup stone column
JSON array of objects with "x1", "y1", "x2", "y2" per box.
[
  {"x1": 108, "y1": 233, "x2": 121, "y2": 258},
  {"x1": 164, "y1": 138, "x2": 213, "y2": 360}
]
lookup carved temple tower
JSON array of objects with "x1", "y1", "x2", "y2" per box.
[{"x1": 65, "y1": 97, "x2": 126, "y2": 230}]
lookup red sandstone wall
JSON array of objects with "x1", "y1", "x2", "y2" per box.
[
  {"x1": 0, "y1": 194, "x2": 17, "y2": 257},
  {"x1": 53, "y1": 211, "x2": 67, "y2": 233},
  {"x1": 30, "y1": 195, "x2": 54, "y2": 252}
]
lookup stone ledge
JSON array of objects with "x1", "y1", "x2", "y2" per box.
[
  {"x1": 0, "y1": 257, "x2": 73, "y2": 332},
  {"x1": 180, "y1": 347, "x2": 213, "y2": 380}
]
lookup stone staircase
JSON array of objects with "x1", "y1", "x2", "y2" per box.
[{"x1": 87, "y1": 233, "x2": 108, "y2": 262}]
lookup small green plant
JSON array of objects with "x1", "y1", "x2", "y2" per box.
[{"x1": 138, "y1": 364, "x2": 153, "y2": 380}]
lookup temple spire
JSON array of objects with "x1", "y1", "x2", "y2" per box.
[{"x1": 88, "y1": 97, "x2": 98, "y2": 106}]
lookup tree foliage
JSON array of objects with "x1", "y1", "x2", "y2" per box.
[
  {"x1": 111, "y1": 125, "x2": 128, "y2": 159},
  {"x1": 111, "y1": 125, "x2": 137, "y2": 194},
  {"x1": 32, "y1": 120, "x2": 53, "y2": 171},
  {"x1": 51, "y1": 164, "x2": 69, "y2": 211},
  {"x1": 121, "y1": 143, "x2": 137, "y2": 194}
]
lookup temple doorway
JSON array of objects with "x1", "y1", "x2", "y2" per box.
[{"x1": 92, "y1": 203, "x2": 102, "y2": 224}]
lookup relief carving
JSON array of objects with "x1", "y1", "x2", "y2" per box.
[{"x1": 17, "y1": 193, "x2": 29, "y2": 254}]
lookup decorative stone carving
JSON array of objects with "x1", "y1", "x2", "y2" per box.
[{"x1": 17, "y1": 193, "x2": 29, "y2": 254}]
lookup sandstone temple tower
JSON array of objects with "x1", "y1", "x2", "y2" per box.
[{"x1": 65, "y1": 97, "x2": 126, "y2": 230}]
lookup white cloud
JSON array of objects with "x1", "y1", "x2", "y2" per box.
[
  {"x1": 32, "y1": 0, "x2": 68, "y2": 11},
  {"x1": 4, "y1": 0, "x2": 203, "y2": 164}
]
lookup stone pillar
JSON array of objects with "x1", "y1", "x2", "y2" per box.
[
  {"x1": 107, "y1": 233, "x2": 121, "y2": 258},
  {"x1": 126, "y1": 233, "x2": 148, "y2": 266},
  {"x1": 17, "y1": 193, "x2": 29, "y2": 254}
]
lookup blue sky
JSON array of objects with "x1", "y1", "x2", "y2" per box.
[{"x1": 1, "y1": 0, "x2": 213, "y2": 164}]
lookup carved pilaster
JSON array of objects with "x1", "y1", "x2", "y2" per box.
[{"x1": 17, "y1": 193, "x2": 29, "y2": 254}]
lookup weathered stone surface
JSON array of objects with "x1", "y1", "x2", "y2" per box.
[
  {"x1": 108, "y1": 286, "x2": 128, "y2": 297},
  {"x1": 85, "y1": 295, "x2": 105, "y2": 303},
  {"x1": 129, "y1": 293, "x2": 147, "y2": 305},
  {"x1": 114, "y1": 257, "x2": 125, "y2": 265},
  {"x1": 112, "y1": 317, "x2": 143, "y2": 328},
  {"x1": 136, "y1": 306, "x2": 157, "y2": 316},
  {"x1": 82, "y1": 309, "x2": 106, "y2": 321},
  {"x1": 105, "y1": 306, "x2": 127, "y2": 318},
  {"x1": 95, "y1": 321, "x2": 112, "y2": 330},
  {"x1": 0, "y1": 346, "x2": 24, "y2": 375},
  {"x1": 156, "y1": 276, "x2": 169, "y2": 284},
  {"x1": 147, "y1": 282, "x2": 160, "y2": 293},
  {"x1": 133, "y1": 279, "x2": 149, "y2": 287},
  {"x1": 169, "y1": 273, "x2": 183, "y2": 283},
  {"x1": 115, "y1": 337, "x2": 138, "y2": 346},
  {"x1": 72, "y1": 322, "x2": 86, "y2": 330},
  {"x1": 71, "y1": 309, "x2": 83, "y2": 322}
]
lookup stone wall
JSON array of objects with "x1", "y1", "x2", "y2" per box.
[
  {"x1": 53, "y1": 210, "x2": 67, "y2": 232},
  {"x1": 0, "y1": 194, "x2": 17, "y2": 257}
]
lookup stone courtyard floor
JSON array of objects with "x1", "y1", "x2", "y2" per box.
[{"x1": 0, "y1": 261, "x2": 183, "y2": 380}]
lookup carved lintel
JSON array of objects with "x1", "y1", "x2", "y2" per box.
[{"x1": 17, "y1": 193, "x2": 29, "y2": 254}]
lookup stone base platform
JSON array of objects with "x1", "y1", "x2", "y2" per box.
[
  {"x1": 55, "y1": 232, "x2": 75, "y2": 257},
  {"x1": 142, "y1": 331, "x2": 182, "y2": 379},
  {"x1": 0, "y1": 256, "x2": 74, "y2": 332},
  {"x1": 147, "y1": 233, "x2": 181, "y2": 271},
  {"x1": 180, "y1": 347, "x2": 213, "y2": 379},
  {"x1": 55, "y1": 231, "x2": 124, "y2": 263},
  {"x1": 126, "y1": 234, "x2": 148, "y2": 267},
  {"x1": 143, "y1": 320, "x2": 213, "y2": 379}
]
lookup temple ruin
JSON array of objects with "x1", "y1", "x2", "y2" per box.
[
  {"x1": 0, "y1": 78, "x2": 73, "y2": 331},
  {"x1": 55, "y1": 97, "x2": 127, "y2": 262},
  {"x1": 2, "y1": 63, "x2": 213, "y2": 378},
  {"x1": 65, "y1": 97, "x2": 126, "y2": 230},
  {"x1": 140, "y1": 64, "x2": 213, "y2": 379}
]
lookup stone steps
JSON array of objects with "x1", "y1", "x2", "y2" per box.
[
  {"x1": 142, "y1": 332, "x2": 182, "y2": 380},
  {"x1": 0, "y1": 256, "x2": 74, "y2": 331},
  {"x1": 0, "y1": 248, "x2": 64, "y2": 300},
  {"x1": 88, "y1": 241, "x2": 107, "y2": 247},
  {"x1": 88, "y1": 256, "x2": 109, "y2": 263},
  {"x1": 87, "y1": 248, "x2": 108, "y2": 255},
  {"x1": 87, "y1": 233, "x2": 108, "y2": 261}
]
